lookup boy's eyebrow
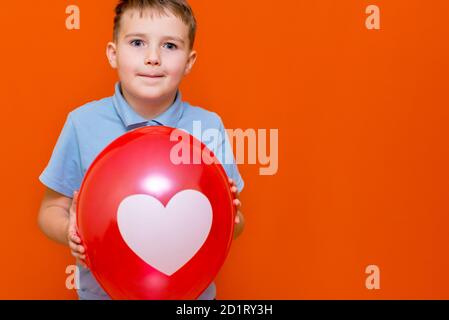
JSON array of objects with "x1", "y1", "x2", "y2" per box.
[
  {"x1": 161, "y1": 36, "x2": 185, "y2": 44},
  {"x1": 124, "y1": 33, "x2": 148, "y2": 39},
  {"x1": 124, "y1": 33, "x2": 185, "y2": 44}
]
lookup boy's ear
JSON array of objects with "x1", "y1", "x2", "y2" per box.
[
  {"x1": 106, "y1": 41, "x2": 118, "y2": 69},
  {"x1": 184, "y1": 50, "x2": 197, "y2": 75}
]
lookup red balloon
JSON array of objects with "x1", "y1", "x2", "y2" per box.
[{"x1": 76, "y1": 126, "x2": 235, "y2": 299}]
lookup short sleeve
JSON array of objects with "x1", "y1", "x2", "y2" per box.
[
  {"x1": 213, "y1": 116, "x2": 245, "y2": 193},
  {"x1": 39, "y1": 113, "x2": 83, "y2": 198}
]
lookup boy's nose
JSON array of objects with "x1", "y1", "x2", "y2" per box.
[
  {"x1": 144, "y1": 50, "x2": 161, "y2": 66},
  {"x1": 144, "y1": 57, "x2": 160, "y2": 66}
]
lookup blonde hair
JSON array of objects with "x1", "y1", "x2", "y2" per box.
[{"x1": 113, "y1": 0, "x2": 197, "y2": 49}]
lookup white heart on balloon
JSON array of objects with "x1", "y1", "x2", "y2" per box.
[{"x1": 117, "y1": 190, "x2": 213, "y2": 276}]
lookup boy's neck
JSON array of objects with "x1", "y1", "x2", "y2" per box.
[{"x1": 120, "y1": 86, "x2": 178, "y2": 121}]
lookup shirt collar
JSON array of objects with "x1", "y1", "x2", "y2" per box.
[{"x1": 112, "y1": 82, "x2": 184, "y2": 130}]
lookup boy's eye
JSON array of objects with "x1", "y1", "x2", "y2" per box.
[
  {"x1": 163, "y1": 42, "x2": 177, "y2": 50},
  {"x1": 130, "y1": 39, "x2": 145, "y2": 47}
]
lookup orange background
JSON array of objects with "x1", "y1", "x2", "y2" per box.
[{"x1": 1, "y1": 0, "x2": 448, "y2": 299}]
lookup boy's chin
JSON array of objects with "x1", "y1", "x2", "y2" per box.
[{"x1": 134, "y1": 87, "x2": 169, "y2": 101}]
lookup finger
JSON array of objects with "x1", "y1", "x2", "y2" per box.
[
  {"x1": 69, "y1": 191, "x2": 79, "y2": 216},
  {"x1": 69, "y1": 241, "x2": 78, "y2": 252},
  {"x1": 73, "y1": 190, "x2": 79, "y2": 205},
  {"x1": 73, "y1": 253, "x2": 86, "y2": 260},
  {"x1": 235, "y1": 214, "x2": 241, "y2": 224},
  {"x1": 71, "y1": 249, "x2": 86, "y2": 259},
  {"x1": 69, "y1": 243, "x2": 84, "y2": 255},
  {"x1": 71, "y1": 251, "x2": 82, "y2": 259},
  {"x1": 233, "y1": 199, "x2": 241, "y2": 207},
  {"x1": 228, "y1": 178, "x2": 234, "y2": 185},
  {"x1": 69, "y1": 231, "x2": 80, "y2": 241},
  {"x1": 77, "y1": 245, "x2": 85, "y2": 254},
  {"x1": 230, "y1": 186, "x2": 238, "y2": 193},
  {"x1": 68, "y1": 241, "x2": 85, "y2": 254},
  {"x1": 69, "y1": 233, "x2": 81, "y2": 244},
  {"x1": 232, "y1": 188, "x2": 240, "y2": 200}
]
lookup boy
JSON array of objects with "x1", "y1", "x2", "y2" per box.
[{"x1": 38, "y1": 0, "x2": 245, "y2": 300}]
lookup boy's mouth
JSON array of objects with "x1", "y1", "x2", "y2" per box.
[{"x1": 137, "y1": 73, "x2": 165, "y2": 78}]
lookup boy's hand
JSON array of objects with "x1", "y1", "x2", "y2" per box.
[
  {"x1": 229, "y1": 178, "x2": 244, "y2": 239},
  {"x1": 67, "y1": 191, "x2": 88, "y2": 269}
]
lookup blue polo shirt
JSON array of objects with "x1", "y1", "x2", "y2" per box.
[{"x1": 39, "y1": 82, "x2": 244, "y2": 300}]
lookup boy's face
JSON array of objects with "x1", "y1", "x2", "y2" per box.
[{"x1": 106, "y1": 9, "x2": 196, "y2": 104}]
